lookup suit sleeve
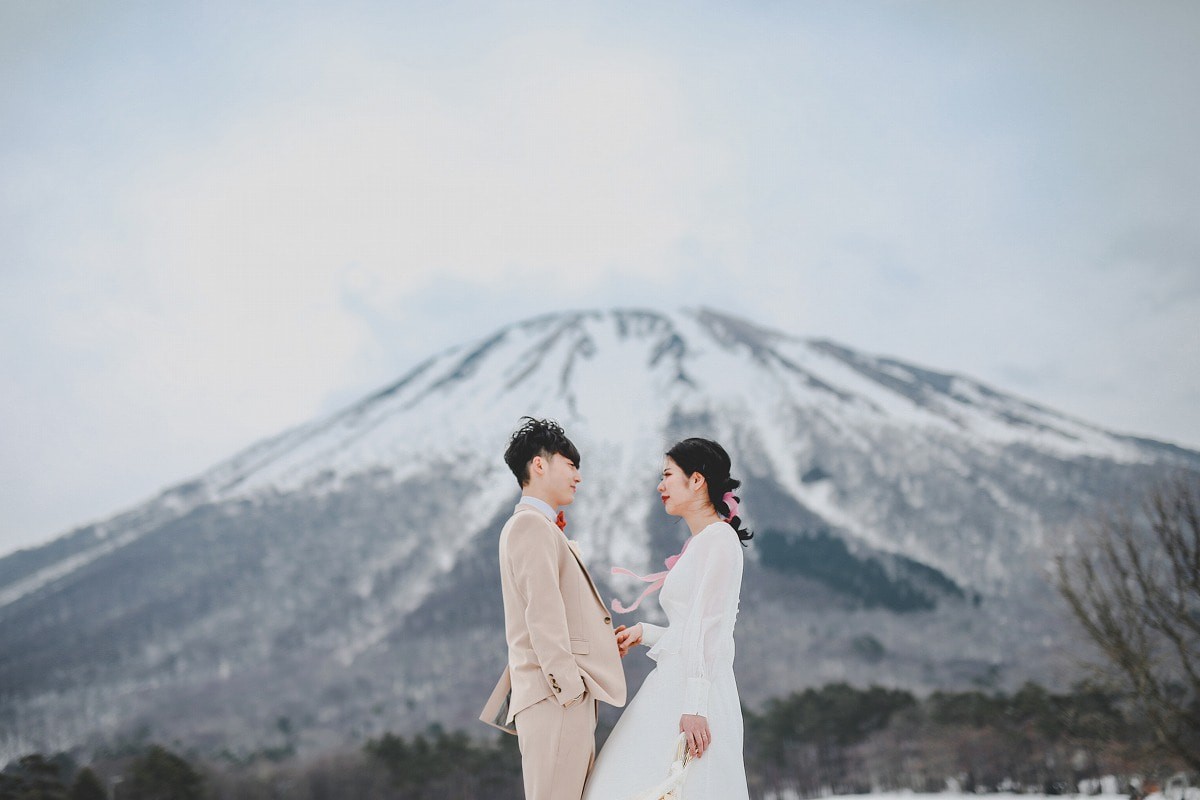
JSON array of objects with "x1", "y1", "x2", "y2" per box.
[{"x1": 507, "y1": 518, "x2": 587, "y2": 705}]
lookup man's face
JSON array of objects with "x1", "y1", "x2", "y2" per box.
[{"x1": 537, "y1": 452, "x2": 581, "y2": 508}]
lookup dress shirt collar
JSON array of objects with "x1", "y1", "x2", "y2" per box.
[{"x1": 517, "y1": 495, "x2": 557, "y2": 523}]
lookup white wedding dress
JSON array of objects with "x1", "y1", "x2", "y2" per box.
[{"x1": 583, "y1": 521, "x2": 748, "y2": 800}]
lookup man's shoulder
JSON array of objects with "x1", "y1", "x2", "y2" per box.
[
  {"x1": 502, "y1": 508, "x2": 557, "y2": 541},
  {"x1": 505, "y1": 506, "x2": 552, "y2": 525}
]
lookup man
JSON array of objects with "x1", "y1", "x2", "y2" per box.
[{"x1": 480, "y1": 417, "x2": 627, "y2": 800}]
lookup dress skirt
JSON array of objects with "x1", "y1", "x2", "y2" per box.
[{"x1": 581, "y1": 654, "x2": 748, "y2": 800}]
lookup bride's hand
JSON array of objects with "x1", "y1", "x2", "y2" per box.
[
  {"x1": 614, "y1": 623, "x2": 642, "y2": 656},
  {"x1": 679, "y1": 714, "x2": 711, "y2": 758}
]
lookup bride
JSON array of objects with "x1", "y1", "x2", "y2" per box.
[{"x1": 583, "y1": 438, "x2": 751, "y2": 800}]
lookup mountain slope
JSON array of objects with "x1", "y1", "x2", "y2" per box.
[{"x1": 1, "y1": 308, "x2": 1195, "y2": 761}]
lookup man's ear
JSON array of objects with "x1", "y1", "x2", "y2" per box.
[{"x1": 529, "y1": 455, "x2": 545, "y2": 478}]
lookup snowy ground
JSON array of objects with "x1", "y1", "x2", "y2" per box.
[
  {"x1": 848, "y1": 795, "x2": 1133, "y2": 800},
  {"x1": 1147, "y1": 791, "x2": 1200, "y2": 800},
  {"x1": 762, "y1": 793, "x2": 1139, "y2": 800}
]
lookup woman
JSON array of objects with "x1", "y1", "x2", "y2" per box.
[{"x1": 583, "y1": 438, "x2": 751, "y2": 800}]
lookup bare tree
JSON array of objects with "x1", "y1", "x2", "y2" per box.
[{"x1": 1055, "y1": 476, "x2": 1200, "y2": 771}]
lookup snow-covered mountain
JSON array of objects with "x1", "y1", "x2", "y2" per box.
[{"x1": 1, "y1": 308, "x2": 1195, "y2": 761}]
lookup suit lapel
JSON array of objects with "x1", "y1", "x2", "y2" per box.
[
  {"x1": 514, "y1": 506, "x2": 609, "y2": 611},
  {"x1": 566, "y1": 536, "x2": 609, "y2": 610}
]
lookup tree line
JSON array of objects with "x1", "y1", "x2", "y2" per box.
[
  {"x1": 0, "y1": 746, "x2": 201, "y2": 800},
  {"x1": 1, "y1": 681, "x2": 1188, "y2": 800}
]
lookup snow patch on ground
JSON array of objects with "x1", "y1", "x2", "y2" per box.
[{"x1": 764, "y1": 793, "x2": 1133, "y2": 800}]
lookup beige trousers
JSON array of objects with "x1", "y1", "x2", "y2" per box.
[{"x1": 514, "y1": 696, "x2": 597, "y2": 800}]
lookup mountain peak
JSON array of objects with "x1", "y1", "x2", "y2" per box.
[{"x1": 1, "y1": 305, "x2": 1197, "y2": 762}]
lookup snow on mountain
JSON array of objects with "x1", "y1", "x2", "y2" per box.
[
  {"x1": 0, "y1": 307, "x2": 1194, "y2": 762},
  {"x1": 198, "y1": 307, "x2": 1154, "y2": 496}
]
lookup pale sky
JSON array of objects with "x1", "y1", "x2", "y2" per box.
[{"x1": 2, "y1": 1, "x2": 1198, "y2": 557}]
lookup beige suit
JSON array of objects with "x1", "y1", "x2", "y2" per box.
[{"x1": 480, "y1": 505, "x2": 626, "y2": 800}]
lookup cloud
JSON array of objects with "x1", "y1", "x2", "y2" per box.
[
  {"x1": 0, "y1": 13, "x2": 739, "y2": 551},
  {"x1": 2, "y1": 1, "x2": 1199, "y2": 556}
]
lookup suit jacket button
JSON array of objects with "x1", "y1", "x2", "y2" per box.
[{"x1": 604, "y1": 616, "x2": 612, "y2": 624}]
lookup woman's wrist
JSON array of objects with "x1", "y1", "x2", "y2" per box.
[{"x1": 638, "y1": 621, "x2": 665, "y2": 647}]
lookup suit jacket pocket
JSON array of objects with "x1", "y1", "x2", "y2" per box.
[{"x1": 570, "y1": 638, "x2": 590, "y2": 655}]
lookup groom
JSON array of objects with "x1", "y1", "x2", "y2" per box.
[{"x1": 480, "y1": 417, "x2": 627, "y2": 800}]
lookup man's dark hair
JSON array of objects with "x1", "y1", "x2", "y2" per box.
[{"x1": 504, "y1": 417, "x2": 581, "y2": 487}]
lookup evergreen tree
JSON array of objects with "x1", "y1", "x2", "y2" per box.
[
  {"x1": 69, "y1": 769, "x2": 106, "y2": 800},
  {"x1": 13, "y1": 754, "x2": 67, "y2": 800},
  {"x1": 122, "y1": 747, "x2": 203, "y2": 800},
  {"x1": 0, "y1": 773, "x2": 21, "y2": 800}
]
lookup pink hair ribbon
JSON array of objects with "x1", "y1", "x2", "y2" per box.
[
  {"x1": 723, "y1": 491, "x2": 739, "y2": 520},
  {"x1": 610, "y1": 537, "x2": 692, "y2": 614}
]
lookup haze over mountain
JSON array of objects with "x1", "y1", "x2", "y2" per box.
[{"x1": 2, "y1": 307, "x2": 1195, "y2": 762}]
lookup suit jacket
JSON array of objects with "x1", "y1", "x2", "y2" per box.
[{"x1": 480, "y1": 505, "x2": 626, "y2": 733}]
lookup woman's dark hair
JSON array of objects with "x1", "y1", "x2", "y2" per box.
[
  {"x1": 504, "y1": 417, "x2": 581, "y2": 487},
  {"x1": 665, "y1": 437, "x2": 753, "y2": 544}
]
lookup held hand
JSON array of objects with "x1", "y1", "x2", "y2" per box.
[
  {"x1": 613, "y1": 625, "x2": 628, "y2": 658},
  {"x1": 679, "y1": 714, "x2": 711, "y2": 759},
  {"x1": 614, "y1": 623, "x2": 643, "y2": 656}
]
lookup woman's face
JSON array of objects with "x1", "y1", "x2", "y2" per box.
[{"x1": 657, "y1": 456, "x2": 706, "y2": 517}]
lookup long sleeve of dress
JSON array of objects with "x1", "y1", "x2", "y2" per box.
[
  {"x1": 686, "y1": 534, "x2": 739, "y2": 714},
  {"x1": 640, "y1": 622, "x2": 667, "y2": 647},
  {"x1": 680, "y1": 532, "x2": 742, "y2": 717}
]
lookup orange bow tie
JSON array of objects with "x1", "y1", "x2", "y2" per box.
[{"x1": 556, "y1": 511, "x2": 567, "y2": 531}]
